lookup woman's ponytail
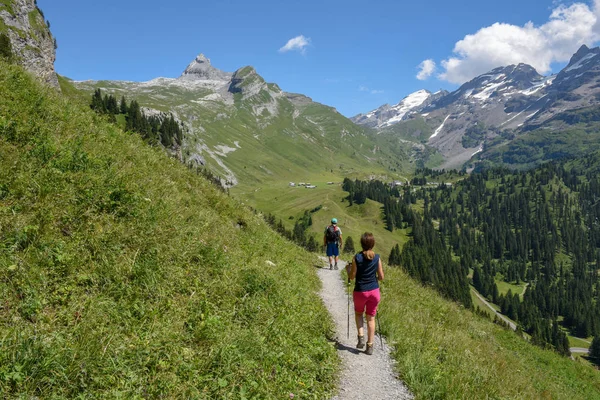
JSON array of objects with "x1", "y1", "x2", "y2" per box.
[{"x1": 360, "y1": 233, "x2": 375, "y2": 260}]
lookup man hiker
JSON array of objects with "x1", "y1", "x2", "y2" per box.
[{"x1": 324, "y1": 218, "x2": 343, "y2": 270}]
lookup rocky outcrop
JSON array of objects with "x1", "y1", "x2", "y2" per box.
[
  {"x1": 228, "y1": 66, "x2": 284, "y2": 116},
  {"x1": 0, "y1": 0, "x2": 59, "y2": 88},
  {"x1": 179, "y1": 53, "x2": 232, "y2": 81},
  {"x1": 228, "y1": 66, "x2": 268, "y2": 97}
]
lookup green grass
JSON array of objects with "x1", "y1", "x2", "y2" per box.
[
  {"x1": 568, "y1": 335, "x2": 591, "y2": 350},
  {"x1": 233, "y1": 180, "x2": 411, "y2": 259},
  {"x1": 0, "y1": 61, "x2": 339, "y2": 398},
  {"x1": 71, "y1": 73, "x2": 413, "y2": 187},
  {"x1": 470, "y1": 289, "x2": 496, "y2": 319},
  {"x1": 0, "y1": 0, "x2": 15, "y2": 16},
  {"x1": 495, "y1": 279, "x2": 527, "y2": 297},
  {"x1": 57, "y1": 75, "x2": 91, "y2": 104},
  {"x1": 382, "y1": 268, "x2": 600, "y2": 399}
]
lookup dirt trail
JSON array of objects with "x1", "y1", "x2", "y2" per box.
[{"x1": 317, "y1": 259, "x2": 413, "y2": 400}]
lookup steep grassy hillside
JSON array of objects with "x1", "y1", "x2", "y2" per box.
[
  {"x1": 382, "y1": 268, "x2": 600, "y2": 399},
  {"x1": 0, "y1": 61, "x2": 338, "y2": 398}
]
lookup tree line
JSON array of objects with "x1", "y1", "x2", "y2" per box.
[
  {"x1": 90, "y1": 89, "x2": 185, "y2": 149},
  {"x1": 263, "y1": 208, "x2": 356, "y2": 256},
  {"x1": 344, "y1": 176, "x2": 472, "y2": 308},
  {"x1": 410, "y1": 161, "x2": 600, "y2": 355},
  {"x1": 346, "y1": 156, "x2": 600, "y2": 356}
]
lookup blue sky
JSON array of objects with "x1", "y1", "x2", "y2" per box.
[{"x1": 39, "y1": 0, "x2": 600, "y2": 117}]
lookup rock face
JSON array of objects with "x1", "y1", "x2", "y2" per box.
[
  {"x1": 0, "y1": 0, "x2": 59, "y2": 88},
  {"x1": 179, "y1": 53, "x2": 232, "y2": 81}
]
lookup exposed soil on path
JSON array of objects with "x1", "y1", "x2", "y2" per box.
[{"x1": 317, "y1": 258, "x2": 413, "y2": 400}]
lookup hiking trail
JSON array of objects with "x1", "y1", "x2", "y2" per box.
[{"x1": 317, "y1": 258, "x2": 413, "y2": 400}]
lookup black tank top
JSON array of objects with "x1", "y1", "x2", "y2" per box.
[{"x1": 354, "y1": 252, "x2": 380, "y2": 292}]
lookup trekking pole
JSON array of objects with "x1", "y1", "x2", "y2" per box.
[
  {"x1": 347, "y1": 279, "x2": 350, "y2": 340},
  {"x1": 376, "y1": 282, "x2": 383, "y2": 348},
  {"x1": 376, "y1": 312, "x2": 383, "y2": 349}
]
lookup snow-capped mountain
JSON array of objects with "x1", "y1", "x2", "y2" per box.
[
  {"x1": 525, "y1": 44, "x2": 600, "y2": 127},
  {"x1": 351, "y1": 89, "x2": 447, "y2": 128},
  {"x1": 355, "y1": 45, "x2": 600, "y2": 169}
]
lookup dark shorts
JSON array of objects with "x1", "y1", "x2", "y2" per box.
[{"x1": 326, "y1": 242, "x2": 339, "y2": 257}]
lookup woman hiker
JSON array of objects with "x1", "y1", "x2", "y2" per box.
[{"x1": 346, "y1": 232, "x2": 384, "y2": 355}]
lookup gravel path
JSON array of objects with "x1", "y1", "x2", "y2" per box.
[{"x1": 317, "y1": 259, "x2": 413, "y2": 400}]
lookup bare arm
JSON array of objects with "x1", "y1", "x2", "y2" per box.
[
  {"x1": 347, "y1": 256, "x2": 358, "y2": 280},
  {"x1": 377, "y1": 258, "x2": 384, "y2": 281}
]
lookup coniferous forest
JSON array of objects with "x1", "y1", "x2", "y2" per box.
[
  {"x1": 346, "y1": 155, "x2": 600, "y2": 356},
  {"x1": 90, "y1": 89, "x2": 185, "y2": 149}
]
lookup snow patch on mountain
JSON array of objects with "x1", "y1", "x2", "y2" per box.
[
  {"x1": 471, "y1": 145, "x2": 483, "y2": 157},
  {"x1": 565, "y1": 52, "x2": 598, "y2": 72},
  {"x1": 430, "y1": 115, "x2": 450, "y2": 140},
  {"x1": 472, "y1": 79, "x2": 507, "y2": 101},
  {"x1": 381, "y1": 90, "x2": 431, "y2": 127},
  {"x1": 520, "y1": 76, "x2": 555, "y2": 95}
]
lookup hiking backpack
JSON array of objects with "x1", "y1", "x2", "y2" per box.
[{"x1": 326, "y1": 225, "x2": 340, "y2": 242}]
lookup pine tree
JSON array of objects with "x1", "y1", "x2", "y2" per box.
[
  {"x1": 344, "y1": 236, "x2": 355, "y2": 254},
  {"x1": 0, "y1": 33, "x2": 13, "y2": 61},
  {"x1": 90, "y1": 89, "x2": 106, "y2": 113},
  {"x1": 590, "y1": 336, "x2": 600, "y2": 359},
  {"x1": 120, "y1": 96, "x2": 128, "y2": 114}
]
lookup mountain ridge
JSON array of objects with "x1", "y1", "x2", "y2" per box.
[
  {"x1": 356, "y1": 44, "x2": 600, "y2": 170},
  {"x1": 72, "y1": 53, "x2": 417, "y2": 187}
]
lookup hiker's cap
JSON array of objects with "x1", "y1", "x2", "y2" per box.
[{"x1": 331, "y1": 218, "x2": 338, "y2": 224}]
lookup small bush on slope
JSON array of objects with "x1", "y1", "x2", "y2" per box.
[
  {"x1": 382, "y1": 268, "x2": 600, "y2": 399},
  {"x1": 0, "y1": 62, "x2": 337, "y2": 398}
]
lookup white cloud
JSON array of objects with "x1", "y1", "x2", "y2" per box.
[
  {"x1": 416, "y1": 59, "x2": 437, "y2": 80},
  {"x1": 279, "y1": 35, "x2": 311, "y2": 54},
  {"x1": 436, "y1": 2, "x2": 600, "y2": 83},
  {"x1": 359, "y1": 85, "x2": 384, "y2": 94}
]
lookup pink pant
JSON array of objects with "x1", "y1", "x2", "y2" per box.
[{"x1": 353, "y1": 288, "x2": 381, "y2": 316}]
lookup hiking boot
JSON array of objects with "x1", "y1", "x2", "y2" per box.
[
  {"x1": 356, "y1": 335, "x2": 365, "y2": 349},
  {"x1": 334, "y1": 262, "x2": 338, "y2": 270},
  {"x1": 329, "y1": 264, "x2": 333, "y2": 270},
  {"x1": 365, "y1": 343, "x2": 374, "y2": 355}
]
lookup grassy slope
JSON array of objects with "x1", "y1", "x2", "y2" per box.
[
  {"x1": 72, "y1": 79, "x2": 405, "y2": 186},
  {"x1": 0, "y1": 62, "x2": 338, "y2": 398},
  {"x1": 53, "y1": 66, "x2": 600, "y2": 399},
  {"x1": 233, "y1": 181, "x2": 411, "y2": 259},
  {"x1": 383, "y1": 268, "x2": 600, "y2": 399}
]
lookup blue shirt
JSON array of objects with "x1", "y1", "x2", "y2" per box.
[{"x1": 354, "y1": 252, "x2": 380, "y2": 292}]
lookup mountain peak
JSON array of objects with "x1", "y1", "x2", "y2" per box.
[
  {"x1": 195, "y1": 53, "x2": 210, "y2": 63},
  {"x1": 179, "y1": 53, "x2": 232, "y2": 81},
  {"x1": 565, "y1": 44, "x2": 600, "y2": 70},
  {"x1": 228, "y1": 65, "x2": 268, "y2": 97}
]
